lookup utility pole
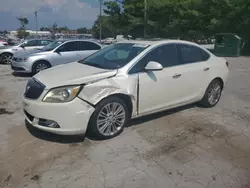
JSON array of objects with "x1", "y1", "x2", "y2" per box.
[
  {"x1": 144, "y1": 0, "x2": 147, "y2": 38},
  {"x1": 99, "y1": 0, "x2": 102, "y2": 42},
  {"x1": 35, "y1": 11, "x2": 38, "y2": 36}
]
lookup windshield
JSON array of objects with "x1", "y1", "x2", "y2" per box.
[
  {"x1": 42, "y1": 41, "x2": 65, "y2": 51},
  {"x1": 78, "y1": 43, "x2": 149, "y2": 70}
]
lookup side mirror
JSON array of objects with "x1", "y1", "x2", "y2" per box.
[
  {"x1": 145, "y1": 61, "x2": 163, "y2": 71},
  {"x1": 20, "y1": 44, "x2": 25, "y2": 48},
  {"x1": 54, "y1": 49, "x2": 60, "y2": 53}
]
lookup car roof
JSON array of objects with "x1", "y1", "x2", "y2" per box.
[{"x1": 117, "y1": 39, "x2": 203, "y2": 47}]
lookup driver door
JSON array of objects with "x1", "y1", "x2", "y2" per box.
[{"x1": 130, "y1": 44, "x2": 185, "y2": 115}]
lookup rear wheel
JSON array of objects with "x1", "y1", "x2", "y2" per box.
[
  {"x1": 88, "y1": 96, "x2": 129, "y2": 139},
  {"x1": 32, "y1": 61, "x2": 51, "y2": 74},
  {"x1": 0, "y1": 53, "x2": 13, "y2": 64},
  {"x1": 199, "y1": 79, "x2": 223, "y2": 108}
]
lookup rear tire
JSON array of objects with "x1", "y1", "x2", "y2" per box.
[
  {"x1": 32, "y1": 61, "x2": 51, "y2": 74},
  {"x1": 87, "y1": 96, "x2": 129, "y2": 140},
  {"x1": 199, "y1": 79, "x2": 223, "y2": 108},
  {"x1": 0, "y1": 53, "x2": 13, "y2": 64}
]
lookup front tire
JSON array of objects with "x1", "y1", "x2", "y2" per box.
[
  {"x1": 199, "y1": 79, "x2": 223, "y2": 108},
  {"x1": 32, "y1": 61, "x2": 51, "y2": 74},
  {"x1": 0, "y1": 53, "x2": 13, "y2": 64},
  {"x1": 88, "y1": 96, "x2": 129, "y2": 140}
]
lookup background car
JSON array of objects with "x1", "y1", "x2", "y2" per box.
[
  {"x1": 0, "y1": 39, "x2": 54, "y2": 64},
  {"x1": 104, "y1": 37, "x2": 116, "y2": 45},
  {"x1": 11, "y1": 39, "x2": 102, "y2": 74},
  {"x1": 22, "y1": 40, "x2": 229, "y2": 139},
  {"x1": 0, "y1": 41, "x2": 8, "y2": 47}
]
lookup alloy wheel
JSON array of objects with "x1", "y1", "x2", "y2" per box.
[
  {"x1": 97, "y1": 102, "x2": 126, "y2": 136},
  {"x1": 2, "y1": 54, "x2": 12, "y2": 64},
  {"x1": 207, "y1": 82, "x2": 222, "y2": 105},
  {"x1": 35, "y1": 63, "x2": 48, "y2": 73}
]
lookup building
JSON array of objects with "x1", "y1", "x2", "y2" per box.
[{"x1": 9, "y1": 30, "x2": 51, "y2": 37}]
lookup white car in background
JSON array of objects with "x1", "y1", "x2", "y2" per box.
[
  {"x1": 12, "y1": 40, "x2": 102, "y2": 74},
  {"x1": 0, "y1": 41, "x2": 8, "y2": 47},
  {"x1": 0, "y1": 39, "x2": 53, "y2": 64},
  {"x1": 22, "y1": 40, "x2": 229, "y2": 139},
  {"x1": 104, "y1": 37, "x2": 116, "y2": 45}
]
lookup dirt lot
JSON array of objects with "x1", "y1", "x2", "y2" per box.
[{"x1": 0, "y1": 57, "x2": 250, "y2": 188}]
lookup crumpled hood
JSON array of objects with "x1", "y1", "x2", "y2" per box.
[{"x1": 34, "y1": 62, "x2": 118, "y2": 89}]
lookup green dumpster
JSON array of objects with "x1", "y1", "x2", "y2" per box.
[{"x1": 214, "y1": 33, "x2": 242, "y2": 57}]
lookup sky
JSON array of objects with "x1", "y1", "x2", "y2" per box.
[{"x1": 0, "y1": 0, "x2": 105, "y2": 31}]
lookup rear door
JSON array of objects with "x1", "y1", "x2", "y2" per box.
[
  {"x1": 176, "y1": 43, "x2": 211, "y2": 102},
  {"x1": 51, "y1": 41, "x2": 81, "y2": 66},
  {"x1": 78, "y1": 41, "x2": 101, "y2": 59}
]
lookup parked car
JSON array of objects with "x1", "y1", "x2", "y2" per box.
[
  {"x1": 0, "y1": 39, "x2": 53, "y2": 64},
  {"x1": 22, "y1": 40, "x2": 229, "y2": 139},
  {"x1": 11, "y1": 40, "x2": 102, "y2": 74},
  {"x1": 0, "y1": 41, "x2": 8, "y2": 47},
  {"x1": 104, "y1": 37, "x2": 116, "y2": 45}
]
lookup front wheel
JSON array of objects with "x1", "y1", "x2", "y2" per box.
[
  {"x1": 32, "y1": 61, "x2": 51, "y2": 74},
  {"x1": 88, "y1": 96, "x2": 129, "y2": 139},
  {"x1": 0, "y1": 53, "x2": 13, "y2": 64},
  {"x1": 199, "y1": 79, "x2": 223, "y2": 108}
]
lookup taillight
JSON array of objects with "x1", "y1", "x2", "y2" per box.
[
  {"x1": 3, "y1": 43, "x2": 8, "y2": 46},
  {"x1": 226, "y1": 61, "x2": 229, "y2": 68}
]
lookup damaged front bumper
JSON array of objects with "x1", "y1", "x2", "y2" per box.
[{"x1": 22, "y1": 97, "x2": 95, "y2": 135}]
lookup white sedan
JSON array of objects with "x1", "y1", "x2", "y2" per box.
[{"x1": 22, "y1": 40, "x2": 229, "y2": 139}]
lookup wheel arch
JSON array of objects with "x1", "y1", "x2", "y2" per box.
[
  {"x1": 33, "y1": 59, "x2": 51, "y2": 67},
  {"x1": 94, "y1": 93, "x2": 133, "y2": 118},
  {"x1": 212, "y1": 77, "x2": 224, "y2": 89}
]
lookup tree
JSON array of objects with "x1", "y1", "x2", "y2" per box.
[
  {"x1": 77, "y1": 27, "x2": 91, "y2": 34},
  {"x1": 92, "y1": 0, "x2": 250, "y2": 40},
  {"x1": 17, "y1": 17, "x2": 29, "y2": 30},
  {"x1": 17, "y1": 30, "x2": 29, "y2": 39}
]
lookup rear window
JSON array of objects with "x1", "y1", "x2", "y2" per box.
[{"x1": 179, "y1": 44, "x2": 210, "y2": 63}]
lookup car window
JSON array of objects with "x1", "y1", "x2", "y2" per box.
[
  {"x1": 37, "y1": 40, "x2": 52, "y2": 46},
  {"x1": 129, "y1": 44, "x2": 179, "y2": 74},
  {"x1": 79, "y1": 41, "x2": 101, "y2": 50},
  {"x1": 25, "y1": 40, "x2": 37, "y2": 47},
  {"x1": 104, "y1": 49, "x2": 130, "y2": 61},
  {"x1": 57, "y1": 41, "x2": 79, "y2": 52},
  {"x1": 179, "y1": 44, "x2": 208, "y2": 63}
]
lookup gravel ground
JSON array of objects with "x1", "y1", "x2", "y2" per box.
[{"x1": 0, "y1": 57, "x2": 250, "y2": 188}]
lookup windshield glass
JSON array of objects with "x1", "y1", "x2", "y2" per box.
[
  {"x1": 42, "y1": 41, "x2": 65, "y2": 51},
  {"x1": 78, "y1": 43, "x2": 149, "y2": 70}
]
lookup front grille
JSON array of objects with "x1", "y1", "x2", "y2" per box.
[
  {"x1": 24, "y1": 110, "x2": 34, "y2": 121},
  {"x1": 24, "y1": 78, "x2": 45, "y2": 99}
]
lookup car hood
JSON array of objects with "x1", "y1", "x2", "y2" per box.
[
  {"x1": 34, "y1": 62, "x2": 118, "y2": 89},
  {"x1": 16, "y1": 50, "x2": 50, "y2": 58}
]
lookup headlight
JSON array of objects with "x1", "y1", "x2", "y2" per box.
[
  {"x1": 43, "y1": 86, "x2": 82, "y2": 103},
  {"x1": 15, "y1": 57, "x2": 29, "y2": 62}
]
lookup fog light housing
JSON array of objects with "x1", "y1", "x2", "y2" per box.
[{"x1": 38, "y1": 119, "x2": 60, "y2": 128}]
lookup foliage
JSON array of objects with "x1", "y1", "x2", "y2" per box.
[
  {"x1": 76, "y1": 27, "x2": 92, "y2": 34},
  {"x1": 17, "y1": 30, "x2": 29, "y2": 39},
  {"x1": 17, "y1": 17, "x2": 29, "y2": 30},
  {"x1": 92, "y1": 0, "x2": 250, "y2": 39}
]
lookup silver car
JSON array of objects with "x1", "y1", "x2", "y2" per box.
[
  {"x1": 0, "y1": 39, "x2": 53, "y2": 64},
  {"x1": 11, "y1": 40, "x2": 102, "y2": 74}
]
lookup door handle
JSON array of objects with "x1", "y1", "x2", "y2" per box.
[
  {"x1": 203, "y1": 68, "x2": 210, "y2": 71},
  {"x1": 172, "y1": 74, "x2": 181, "y2": 79}
]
